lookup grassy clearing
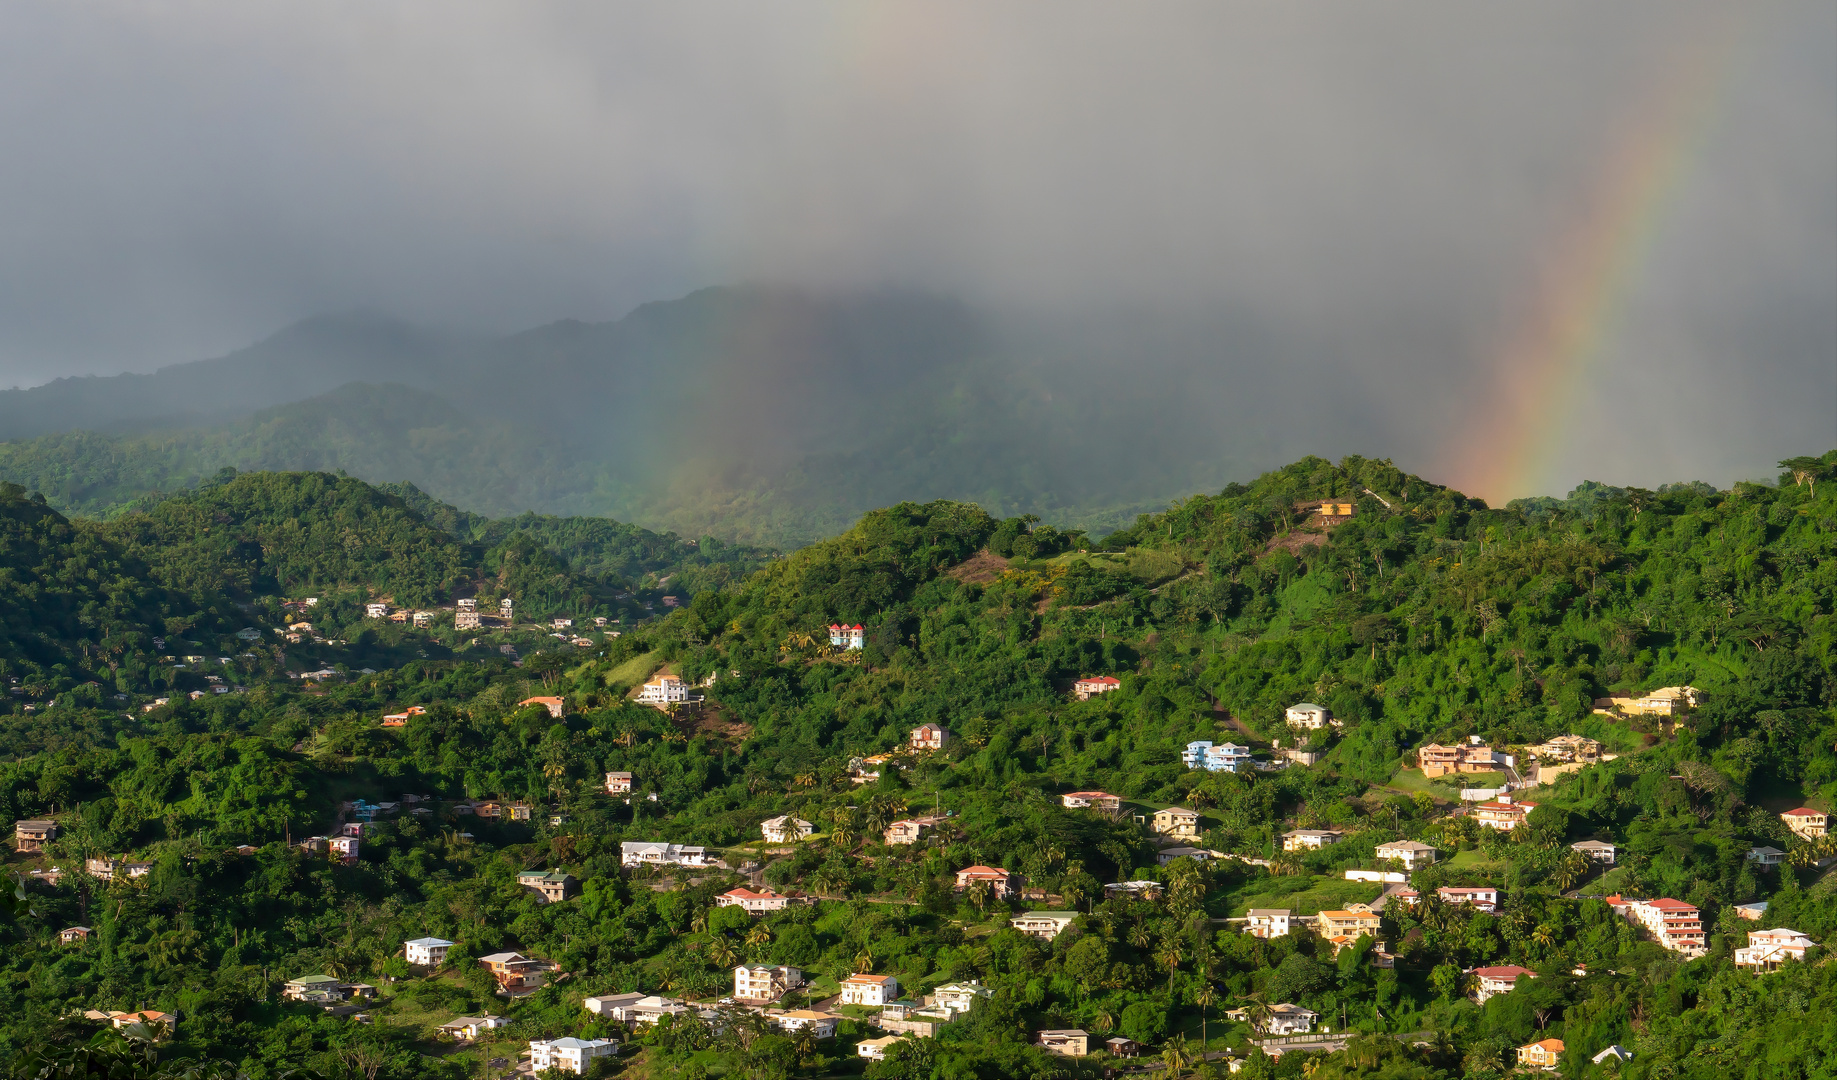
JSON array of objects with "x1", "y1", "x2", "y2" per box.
[
  {"x1": 1226, "y1": 874, "x2": 1383, "y2": 917},
  {"x1": 603, "y1": 652, "x2": 665, "y2": 694},
  {"x1": 1443, "y1": 848, "x2": 1504, "y2": 873}
]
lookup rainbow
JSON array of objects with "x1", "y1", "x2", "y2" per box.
[{"x1": 1443, "y1": 14, "x2": 1754, "y2": 505}]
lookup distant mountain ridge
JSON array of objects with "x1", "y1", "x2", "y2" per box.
[
  {"x1": 0, "y1": 287, "x2": 1296, "y2": 545},
  {"x1": 0, "y1": 313, "x2": 468, "y2": 439}
]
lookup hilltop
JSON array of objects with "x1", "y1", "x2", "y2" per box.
[{"x1": 0, "y1": 451, "x2": 1834, "y2": 1077}]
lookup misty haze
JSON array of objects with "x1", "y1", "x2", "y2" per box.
[{"x1": 0, "y1": 1, "x2": 1829, "y2": 540}]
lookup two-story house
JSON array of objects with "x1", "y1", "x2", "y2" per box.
[
  {"x1": 840, "y1": 972, "x2": 899, "y2": 1006},
  {"x1": 1072, "y1": 676, "x2": 1120, "y2": 700},
  {"x1": 1315, "y1": 908, "x2": 1381, "y2": 939},
  {"x1": 1734, "y1": 928, "x2": 1815, "y2": 971},
  {"x1": 1035, "y1": 1029, "x2": 1090, "y2": 1057},
  {"x1": 1152, "y1": 807, "x2": 1200, "y2": 839},
  {"x1": 14, "y1": 819, "x2": 56, "y2": 852},
  {"x1": 884, "y1": 817, "x2": 943, "y2": 845},
  {"x1": 636, "y1": 675, "x2": 689, "y2": 706},
  {"x1": 910, "y1": 723, "x2": 950, "y2": 751},
  {"x1": 1517, "y1": 1039, "x2": 1564, "y2": 1071},
  {"x1": 519, "y1": 696, "x2": 566, "y2": 718},
  {"x1": 605, "y1": 771, "x2": 633, "y2": 794},
  {"x1": 404, "y1": 937, "x2": 455, "y2": 966},
  {"x1": 620, "y1": 842, "x2": 711, "y2": 867},
  {"x1": 1472, "y1": 965, "x2": 1536, "y2": 1002},
  {"x1": 1283, "y1": 828, "x2": 1343, "y2": 852},
  {"x1": 528, "y1": 1037, "x2": 617, "y2": 1074},
  {"x1": 1437, "y1": 886, "x2": 1498, "y2": 912},
  {"x1": 1571, "y1": 840, "x2": 1617, "y2": 864},
  {"x1": 735, "y1": 964, "x2": 804, "y2": 1003},
  {"x1": 1374, "y1": 840, "x2": 1438, "y2": 870},
  {"x1": 827, "y1": 623, "x2": 866, "y2": 650},
  {"x1": 1782, "y1": 807, "x2": 1828, "y2": 839},
  {"x1": 761, "y1": 815, "x2": 814, "y2": 843},
  {"x1": 517, "y1": 871, "x2": 574, "y2": 904},
  {"x1": 954, "y1": 865, "x2": 1018, "y2": 898},
  {"x1": 1244, "y1": 909, "x2": 1291, "y2": 938},
  {"x1": 1416, "y1": 742, "x2": 1498, "y2": 778},
  {"x1": 1471, "y1": 796, "x2": 1534, "y2": 831},
  {"x1": 478, "y1": 952, "x2": 560, "y2": 992},
  {"x1": 1010, "y1": 911, "x2": 1078, "y2": 940},
  {"x1": 1284, "y1": 703, "x2": 1336, "y2": 730}
]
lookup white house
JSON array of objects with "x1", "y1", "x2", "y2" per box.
[
  {"x1": 840, "y1": 973, "x2": 899, "y2": 1006},
  {"x1": 931, "y1": 981, "x2": 991, "y2": 1014},
  {"x1": 1471, "y1": 796, "x2": 1534, "y2": 831},
  {"x1": 438, "y1": 1016, "x2": 509, "y2": 1040},
  {"x1": 1009, "y1": 911, "x2": 1078, "y2": 940},
  {"x1": 365, "y1": 603, "x2": 389, "y2": 619},
  {"x1": 620, "y1": 841, "x2": 711, "y2": 867},
  {"x1": 1245, "y1": 909, "x2": 1291, "y2": 938},
  {"x1": 857, "y1": 1035, "x2": 905, "y2": 1060},
  {"x1": 1735, "y1": 928, "x2": 1815, "y2": 971},
  {"x1": 605, "y1": 772, "x2": 633, "y2": 794},
  {"x1": 1282, "y1": 829, "x2": 1342, "y2": 852},
  {"x1": 1571, "y1": 840, "x2": 1617, "y2": 864},
  {"x1": 1374, "y1": 840, "x2": 1438, "y2": 870},
  {"x1": 771, "y1": 1010, "x2": 837, "y2": 1038},
  {"x1": 1199, "y1": 743, "x2": 1254, "y2": 772},
  {"x1": 582, "y1": 992, "x2": 647, "y2": 1019},
  {"x1": 404, "y1": 937, "x2": 455, "y2": 967},
  {"x1": 761, "y1": 815, "x2": 814, "y2": 843},
  {"x1": 636, "y1": 675, "x2": 690, "y2": 706},
  {"x1": 828, "y1": 623, "x2": 866, "y2": 650},
  {"x1": 1438, "y1": 886, "x2": 1499, "y2": 912},
  {"x1": 1060, "y1": 791, "x2": 1122, "y2": 811},
  {"x1": 1284, "y1": 703, "x2": 1336, "y2": 730},
  {"x1": 734, "y1": 964, "x2": 804, "y2": 1003},
  {"x1": 1746, "y1": 846, "x2": 1786, "y2": 868},
  {"x1": 528, "y1": 1037, "x2": 618, "y2": 1074},
  {"x1": 1262, "y1": 1004, "x2": 1317, "y2": 1035}
]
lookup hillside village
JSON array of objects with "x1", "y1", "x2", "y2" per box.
[{"x1": 1, "y1": 454, "x2": 1836, "y2": 1078}]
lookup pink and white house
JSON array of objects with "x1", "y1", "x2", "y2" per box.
[
  {"x1": 827, "y1": 624, "x2": 866, "y2": 650},
  {"x1": 1471, "y1": 965, "x2": 1536, "y2": 1003},
  {"x1": 1437, "y1": 886, "x2": 1498, "y2": 912},
  {"x1": 954, "y1": 865, "x2": 1017, "y2": 898}
]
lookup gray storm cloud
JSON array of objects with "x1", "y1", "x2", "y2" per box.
[{"x1": 0, "y1": 0, "x2": 1829, "y2": 500}]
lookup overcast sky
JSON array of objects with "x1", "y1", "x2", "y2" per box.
[{"x1": 0, "y1": 1, "x2": 1830, "y2": 501}]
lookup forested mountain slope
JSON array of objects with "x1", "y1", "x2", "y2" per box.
[
  {"x1": 1, "y1": 453, "x2": 1834, "y2": 1080},
  {"x1": 0, "y1": 287, "x2": 1318, "y2": 546}
]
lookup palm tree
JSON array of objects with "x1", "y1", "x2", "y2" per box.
[
  {"x1": 966, "y1": 878, "x2": 994, "y2": 914},
  {"x1": 853, "y1": 947, "x2": 875, "y2": 974},
  {"x1": 709, "y1": 938, "x2": 740, "y2": 968},
  {"x1": 791, "y1": 1026, "x2": 819, "y2": 1065},
  {"x1": 745, "y1": 923, "x2": 773, "y2": 951},
  {"x1": 1553, "y1": 852, "x2": 1587, "y2": 892},
  {"x1": 1194, "y1": 982, "x2": 1217, "y2": 1053},
  {"x1": 1159, "y1": 1036, "x2": 1190, "y2": 1079},
  {"x1": 1532, "y1": 924, "x2": 1556, "y2": 951}
]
